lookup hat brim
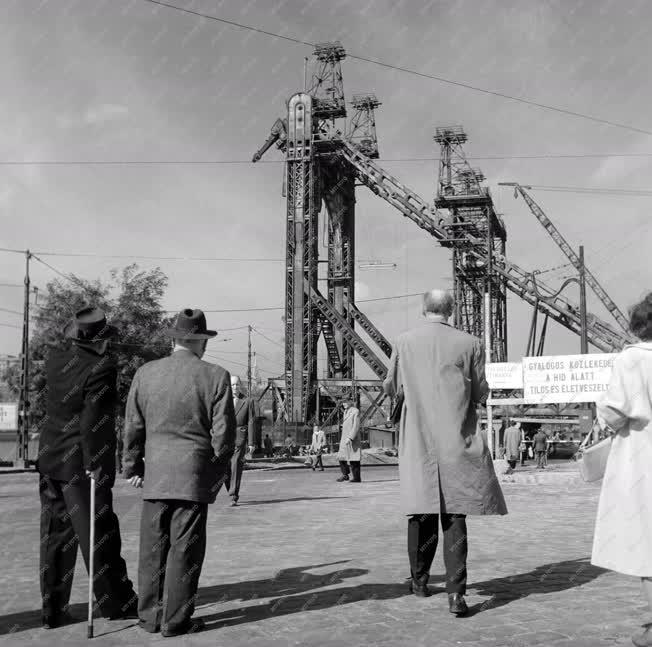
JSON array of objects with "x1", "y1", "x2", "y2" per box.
[
  {"x1": 162, "y1": 328, "x2": 217, "y2": 340},
  {"x1": 63, "y1": 321, "x2": 119, "y2": 341}
]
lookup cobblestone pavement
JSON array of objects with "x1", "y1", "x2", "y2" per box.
[{"x1": 0, "y1": 465, "x2": 646, "y2": 646}]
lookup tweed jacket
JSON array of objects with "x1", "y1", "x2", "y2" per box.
[
  {"x1": 123, "y1": 349, "x2": 237, "y2": 503},
  {"x1": 37, "y1": 344, "x2": 118, "y2": 487}
]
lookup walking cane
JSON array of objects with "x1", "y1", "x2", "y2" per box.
[{"x1": 87, "y1": 472, "x2": 95, "y2": 639}]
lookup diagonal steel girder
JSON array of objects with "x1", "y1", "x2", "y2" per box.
[{"x1": 307, "y1": 280, "x2": 388, "y2": 379}]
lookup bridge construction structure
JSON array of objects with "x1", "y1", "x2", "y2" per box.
[{"x1": 252, "y1": 41, "x2": 634, "y2": 436}]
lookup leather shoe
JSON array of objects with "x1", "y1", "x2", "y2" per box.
[
  {"x1": 42, "y1": 611, "x2": 77, "y2": 629},
  {"x1": 448, "y1": 593, "x2": 468, "y2": 615},
  {"x1": 336, "y1": 475, "x2": 349, "y2": 482},
  {"x1": 108, "y1": 597, "x2": 139, "y2": 620},
  {"x1": 161, "y1": 617, "x2": 205, "y2": 637},
  {"x1": 408, "y1": 579, "x2": 432, "y2": 597}
]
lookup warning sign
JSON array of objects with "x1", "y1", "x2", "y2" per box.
[
  {"x1": 0, "y1": 403, "x2": 18, "y2": 431},
  {"x1": 522, "y1": 354, "x2": 616, "y2": 404},
  {"x1": 486, "y1": 362, "x2": 523, "y2": 389}
]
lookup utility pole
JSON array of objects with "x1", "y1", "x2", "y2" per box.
[
  {"x1": 247, "y1": 325, "x2": 252, "y2": 397},
  {"x1": 579, "y1": 245, "x2": 588, "y2": 355},
  {"x1": 17, "y1": 250, "x2": 31, "y2": 469},
  {"x1": 484, "y1": 209, "x2": 494, "y2": 458}
]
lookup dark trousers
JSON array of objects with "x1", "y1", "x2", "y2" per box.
[
  {"x1": 339, "y1": 460, "x2": 361, "y2": 481},
  {"x1": 312, "y1": 453, "x2": 324, "y2": 469},
  {"x1": 407, "y1": 513, "x2": 468, "y2": 594},
  {"x1": 536, "y1": 450, "x2": 546, "y2": 467},
  {"x1": 138, "y1": 499, "x2": 208, "y2": 633},
  {"x1": 507, "y1": 459, "x2": 517, "y2": 470},
  {"x1": 224, "y1": 445, "x2": 245, "y2": 501},
  {"x1": 39, "y1": 474, "x2": 136, "y2": 620}
]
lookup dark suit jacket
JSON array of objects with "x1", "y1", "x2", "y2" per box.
[
  {"x1": 233, "y1": 393, "x2": 256, "y2": 449},
  {"x1": 37, "y1": 344, "x2": 118, "y2": 487},
  {"x1": 123, "y1": 349, "x2": 237, "y2": 503}
]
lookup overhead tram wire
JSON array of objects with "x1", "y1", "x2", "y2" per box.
[
  {"x1": 141, "y1": 0, "x2": 652, "y2": 137},
  {"x1": 7, "y1": 153, "x2": 652, "y2": 166},
  {"x1": 32, "y1": 252, "x2": 284, "y2": 262}
]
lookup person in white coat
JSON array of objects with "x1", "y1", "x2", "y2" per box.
[
  {"x1": 592, "y1": 293, "x2": 652, "y2": 647},
  {"x1": 336, "y1": 400, "x2": 361, "y2": 483},
  {"x1": 310, "y1": 425, "x2": 326, "y2": 471}
]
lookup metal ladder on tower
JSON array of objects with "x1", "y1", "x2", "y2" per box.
[{"x1": 307, "y1": 280, "x2": 388, "y2": 379}]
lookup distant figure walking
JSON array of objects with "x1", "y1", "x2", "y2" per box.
[
  {"x1": 336, "y1": 400, "x2": 361, "y2": 483},
  {"x1": 263, "y1": 433, "x2": 274, "y2": 458},
  {"x1": 503, "y1": 421, "x2": 522, "y2": 472},
  {"x1": 591, "y1": 294, "x2": 652, "y2": 647},
  {"x1": 532, "y1": 428, "x2": 548, "y2": 469},
  {"x1": 383, "y1": 289, "x2": 507, "y2": 616},
  {"x1": 37, "y1": 307, "x2": 138, "y2": 629},
  {"x1": 310, "y1": 425, "x2": 326, "y2": 471},
  {"x1": 124, "y1": 308, "x2": 236, "y2": 637},
  {"x1": 224, "y1": 376, "x2": 256, "y2": 506}
]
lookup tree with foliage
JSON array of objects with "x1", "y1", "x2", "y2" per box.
[{"x1": 6, "y1": 264, "x2": 173, "y2": 467}]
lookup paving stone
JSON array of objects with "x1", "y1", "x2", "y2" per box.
[{"x1": 0, "y1": 467, "x2": 647, "y2": 646}]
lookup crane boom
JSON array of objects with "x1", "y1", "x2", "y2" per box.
[
  {"x1": 500, "y1": 182, "x2": 632, "y2": 336},
  {"x1": 338, "y1": 140, "x2": 631, "y2": 352}
]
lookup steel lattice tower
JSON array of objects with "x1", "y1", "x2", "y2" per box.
[{"x1": 435, "y1": 126, "x2": 508, "y2": 361}]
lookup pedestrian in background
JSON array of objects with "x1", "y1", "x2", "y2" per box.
[
  {"x1": 503, "y1": 420, "x2": 521, "y2": 472},
  {"x1": 37, "y1": 307, "x2": 138, "y2": 628},
  {"x1": 383, "y1": 289, "x2": 507, "y2": 616},
  {"x1": 591, "y1": 294, "x2": 652, "y2": 647},
  {"x1": 310, "y1": 425, "x2": 326, "y2": 471},
  {"x1": 263, "y1": 433, "x2": 274, "y2": 457},
  {"x1": 223, "y1": 376, "x2": 256, "y2": 506},
  {"x1": 532, "y1": 428, "x2": 548, "y2": 469},
  {"x1": 124, "y1": 308, "x2": 236, "y2": 637},
  {"x1": 336, "y1": 399, "x2": 361, "y2": 482}
]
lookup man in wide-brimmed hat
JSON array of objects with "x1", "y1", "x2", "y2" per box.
[
  {"x1": 37, "y1": 306, "x2": 138, "y2": 629},
  {"x1": 124, "y1": 308, "x2": 236, "y2": 637}
]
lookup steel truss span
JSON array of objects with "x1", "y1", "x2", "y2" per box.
[{"x1": 252, "y1": 42, "x2": 630, "y2": 427}]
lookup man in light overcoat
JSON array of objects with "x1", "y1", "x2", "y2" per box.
[
  {"x1": 336, "y1": 400, "x2": 362, "y2": 482},
  {"x1": 310, "y1": 425, "x2": 326, "y2": 471},
  {"x1": 383, "y1": 289, "x2": 507, "y2": 615},
  {"x1": 124, "y1": 308, "x2": 236, "y2": 637},
  {"x1": 503, "y1": 421, "x2": 522, "y2": 472}
]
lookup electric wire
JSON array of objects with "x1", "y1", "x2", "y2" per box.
[
  {"x1": 6, "y1": 153, "x2": 652, "y2": 165},
  {"x1": 141, "y1": 0, "x2": 652, "y2": 136}
]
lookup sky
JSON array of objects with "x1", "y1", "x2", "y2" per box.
[{"x1": 2, "y1": 0, "x2": 652, "y2": 379}]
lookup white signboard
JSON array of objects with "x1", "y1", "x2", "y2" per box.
[
  {"x1": 0, "y1": 403, "x2": 18, "y2": 431},
  {"x1": 522, "y1": 354, "x2": 616, "y2": 404},
  {"x1": 486, "y1": 362, "x2": 523, "y2": 389}
]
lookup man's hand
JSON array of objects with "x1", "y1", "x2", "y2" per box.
[
  {"x1": 85, "y1": 467, "x2": 102, "y2": 481},
  {"x1": 128, "y1": 475, "x2": 144, "y2": 488},
  {"x1": 345, "y1": 438, "x2": 352, "y2": 445}
]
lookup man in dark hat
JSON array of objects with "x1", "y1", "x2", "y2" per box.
[
  {"x1": 124, "y1": 308, "x2": 236, "y2": 637},
  {"x1": 37, "y1": 306, "x2": 138, "y2": 629}
]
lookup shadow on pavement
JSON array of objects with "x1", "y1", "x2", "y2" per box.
[
  {"x1": 465, "y1": 557, "x2": 607, "y2": 616},
  {"x1": 238, "y1": 496, "x2": 350, "y2": 506},
  {"x1": 200, "y1": 582, "x2": 424, "y2": 630},
  {"x1": 197, "y1": 561, "x2": 367, "y2": 606}
]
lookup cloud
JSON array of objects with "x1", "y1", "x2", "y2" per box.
[
  {"x1": 83, "y1": 103, "x2": 129, "y2": 125},
  {"x1": 590, "y1": 146, "x2": 652, "y2": 184},
  {"x1": 56, "y1": 104, "x2": 129, "y2": 130},
  {"x1": 355, "y1": 281, "x2": 371, "y2": 300}
]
